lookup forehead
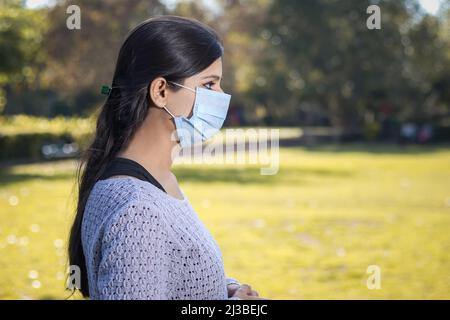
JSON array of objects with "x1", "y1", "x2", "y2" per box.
[{"x1": 192, "y1": 58, "x2": 223, "y2": 81}]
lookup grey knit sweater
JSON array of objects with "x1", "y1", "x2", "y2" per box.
[{"x1": 81, "y1": 176, "x2": 239, "y2": 300}]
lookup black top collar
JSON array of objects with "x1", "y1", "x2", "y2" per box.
[{"x1": 99, "y1": 157, "x2": 166, "y2": 193}]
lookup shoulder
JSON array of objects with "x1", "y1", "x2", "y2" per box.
[
  {"x1": 91, "y1": 177, "x2": 142, "y2": 202},
  {"x1": 101, "y1": 198, "x2": 171, "y2": 247},
  {"x1": 87, "y1": 176, "x2": 168, "y2": 212},
  {"x1": 83, "y1": 177, "x2": 170, "y2": 244}
]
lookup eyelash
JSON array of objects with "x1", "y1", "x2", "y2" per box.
[{"x1": 204, "y1": 81, "x2": 215, "y2": 90}]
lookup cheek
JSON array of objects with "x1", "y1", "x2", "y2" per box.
[{"x1": 170, "y1": 92, "x2": 195, "y2": 117}]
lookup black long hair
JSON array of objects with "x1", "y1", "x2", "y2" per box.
[{"x1": 68, "y1": 15, "x2": 224, "y2": 298}]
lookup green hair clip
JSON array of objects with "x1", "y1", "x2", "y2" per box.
[{"x1": 100, "y1": 85, "x2": 112, "y2": 95}]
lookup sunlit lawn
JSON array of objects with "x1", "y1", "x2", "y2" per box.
[{"x1": 0, "y1": 144, "x2": 449, "y2": 299}]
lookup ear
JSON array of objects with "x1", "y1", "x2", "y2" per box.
[{"x1": 148, "y1": 77, "x2": 168, "y2": 109}]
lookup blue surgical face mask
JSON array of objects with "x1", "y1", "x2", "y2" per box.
[{"x1": 162, "y1": 81, "x2": 231, "y2": 148}]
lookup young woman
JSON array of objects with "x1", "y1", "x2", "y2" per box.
[{"x1": 68, "y1": 15, "x2": 263, "y2": 300}]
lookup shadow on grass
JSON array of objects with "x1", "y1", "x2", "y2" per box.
[
  {"x1": 0, "y1": 170, "x2": 75, "y2": 187},
  {"x1": 0, "y1": 165, "x2": 352, "y2": 188}
]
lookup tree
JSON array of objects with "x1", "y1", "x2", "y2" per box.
[{"x1": 0, "y1": 0, "x2": 48, "y2": 113}]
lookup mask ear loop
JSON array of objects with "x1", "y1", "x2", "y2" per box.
[
  {"x1": 167, "y1": 81, "x2": 198, "y2": 122},
  {"x1": 164, "y1": 81, "x2": 196, "y2": 119},
  {"x1": 162, "y1": 104, "x2": 176, "y2": 119},
  {"x1": 168, "y1": 81, "x2": 196, "y2": 93},
  {"x1": 162, "y1": 104, "x2": 182, "y2": 144}
]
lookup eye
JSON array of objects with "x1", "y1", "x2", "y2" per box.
[{"x1": 203, "y1": 81, "x2": 215, "y2": 90}]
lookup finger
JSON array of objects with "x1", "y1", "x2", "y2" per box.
[
  {"x1": 241, "y1": 295, "x2": 267, "y2": 300},
  {"x1": 240, "y1": 284, "x2": 252, "y2": 290},
  {"x1": 237, "y1": 284, "x2": 252, "y2": 294},
  {"x1": 227, "y1": 284, "x2": 240, "y2": 293},
  {"x1": 236, "y1": 288, "x2": 251, "y2": 296},
  {"x1": 232, "y1": 290, "x2": 250, "y2": 300},
  {"x1": 250, "y1": 290, "x2": 259, "y2": 296}
]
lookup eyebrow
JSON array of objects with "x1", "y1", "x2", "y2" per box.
[{"x1": 201, "y1": 75, "x2": 222, "y2": 81}]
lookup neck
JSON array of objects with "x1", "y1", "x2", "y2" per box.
[{"x1": 117, "y1": 107, "x2": 180, "y2": 175}]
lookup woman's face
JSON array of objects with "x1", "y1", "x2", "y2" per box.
[{"x1": 166, "y1": 57, "x2": 224, "y2": 118}]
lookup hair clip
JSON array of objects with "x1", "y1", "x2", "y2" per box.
[{"x1": 100, "y1": 85, "x2": 112, "y2": 95}]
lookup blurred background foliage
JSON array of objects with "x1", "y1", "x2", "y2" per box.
[
  {"x1": 0, "y1": 0, "x2": 449, "y2": 161},
  {"x1": 1, "y1": 0, "x2": 449, "y2": 129}
]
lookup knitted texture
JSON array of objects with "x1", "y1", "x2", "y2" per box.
[{"x1": 81, "y1": 176, "x2": 235, "y2": 300}]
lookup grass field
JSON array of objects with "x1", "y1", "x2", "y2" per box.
[{"x1": 0, "y1": 144, "x2": 449, "y2": 299}]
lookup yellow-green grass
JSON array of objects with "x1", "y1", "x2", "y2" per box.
[{"x1": 0, "y1": 144, "x2": 449, "y2": 299}]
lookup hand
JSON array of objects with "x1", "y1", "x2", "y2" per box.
[
  {"x1": 227, "y1": 283, "x2": 241, "y2": 298},
  {"x1": 230, "y1": 284, "x2": 269, "y2": 300}
]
